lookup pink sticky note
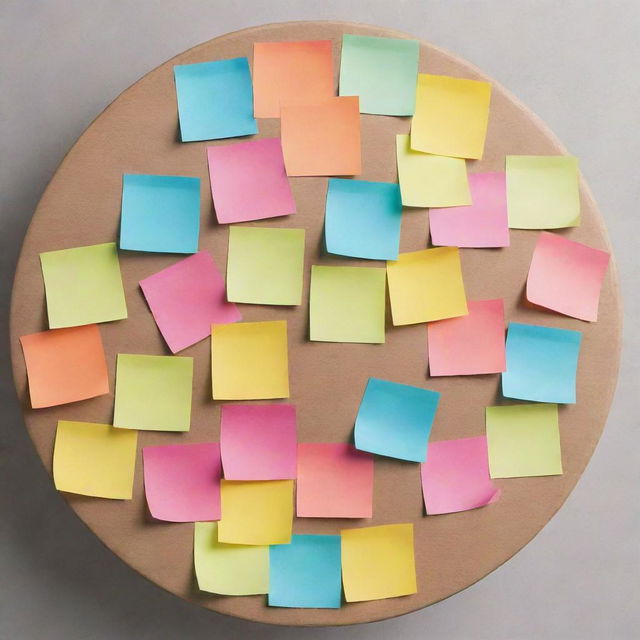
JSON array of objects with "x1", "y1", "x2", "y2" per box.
[
  {"x1": 220, "y1": 404, "x2": 297, "y2": 480},
  {"x1": 207, "y1": 137, "x2": 296, "y2": 224},
  {"x1": 421, "y1": 436, "x2": 501, "y2": 515},
  {"x1": 527, "y1": 231, "x2": 610, "y2": 322},
  {"x1": 427, "y1": 299, "x2": 506, "y2": 376},
  {"x1": 140, "y1": 251, "x2": 240, "y2": 353},
  {"x1": 297, "y1": 443, "x2": 374, "y2": 518},
  {"x1": 142, "y1": 443, "x2": 221, "y2": 522},
  {"x1": 429, "y1": 172, "x2": 510, "y2": 248}
]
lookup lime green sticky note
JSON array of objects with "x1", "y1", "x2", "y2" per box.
[
  {"x1": 310, "y1": 265, "x2": 386, "y2": 344},
  {"x1": 226, "y1": 226, "x2": 305, "y2": 305},
  {"x1": 486, "y1": 403, "x2": 562, "y2": 478},
  {"x1": 40, "y1": 242, "x2": 128, "y2": 328}
]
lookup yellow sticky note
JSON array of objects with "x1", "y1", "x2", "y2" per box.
[
  {"x1": 387, "y1": 247, "x2": 468, "y2": 325},
  {"x1": 53, "y1": 420, "x2": 137, "y2": 499},
  {"x1": 211, "y1": 320, "x2": 289, "y2": 399},
  {"x1": 194, "y1": 522, "x2": 269, "y2": 595},
  {"x1": 341, "y1": 523, "x2": 417, "y2": 602},
  {"x1": 410, "y1": 73, "x2": 491, "y2": 159},
  {"x1": 218, "y1": 479, "x2": 294, "y2": 545},
  {"x1": 395, "y1": 135, "x2": 471, "y2": 208}
]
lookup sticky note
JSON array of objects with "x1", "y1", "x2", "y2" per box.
[
  {"x1": 142, "y1": 443, "x2": 221, "y2": 522},
  {"x1": 355, "y1": 378, "x2": 440, "y2": 462},
  {"x1": 527, "y1": 232, "x2": 610, "y2": 321},
  {"x1": 339, "y1": 34, "x2": 419, "y2": 116},
  {"x1": 40, "y1": 242, "x2": 127, "y2": 328},
  {"x1": 486, "y1": 403, "x2": 562, "y2": 478},
  {"x1": 220, "y1": 404, "x2": 297, "y2": 480},
  {"x1": 207, "y1": 138, "x2": 295, "y2": 224},
  {"x1": 396, "y1": 135, "x2": 470, "y2": 208},
  {"x1": 281, "y1": 96, "x2": 361, "y2": 176},
  {"x1": 113, "y1": 354, "x2": 193, "y2": 431},
  {"x1": 411, "y1": 73, "x2": 491, "y2": 159},
  {"x1": 53, "y1": 420, "x2": 137, "y2": 499},
  {"x1": 429, "y1": 172, "x2": 510, "y2": 248},
  {"x1": 211, "y1": 321, "x2": 289, "y2": 400},
  {"x1": 218, "y1": 479, "x2": 293, "y2": 545},
  {"x1": 341, "y1": 523, "x2": 417, "y2": 602},
  {"x1": 506, "y1": 156, "x2": 580, "y2": 229},
  {"x1": 296, "y1": 443, "x2": 374, "y2": 518},
  {"x1": 427, "y1": 299, "x2": 506, "y2": 376},
  {"x1": 194, "y1": 522, "x2": 269, "y2": 595},
  {"x1": 502, "y1": 322, "x2": 581, "y2": 404},
  {"x1": 173, "y1": 57, "x2": 257, "y2": 142},
  {"x1": 226, "y1": 226, "x2": 305, "y2": 305},
  {"x1": 269, "y1": 535, "x2": 342, "y2": 608},
  {"x1": 140, "y1": 251, "x2": 240, "y2": 354},
  {"x1": 421, "y1": 436, "x2": 501, "y2": 514},
  {"x1": 253, "y1": 41, "x2": 334, "y2": 118},
  {"x1": 387, "y1": 247, "x2": 468, "y2": 325},
  {"x1": 309, "y1": 265, "x2": 386, "y2": 344},
  {"x1": 20, "y1": 324, "x2": 109, "y2": 408},
  {"x1": 325, "y1": 178, "x2": 402, "y2": 260}
]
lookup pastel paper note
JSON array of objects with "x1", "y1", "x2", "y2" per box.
[
  {"x1": 207, "y1": 138, "x2": 295, "y2": 224},
  {"x1": 429, "y1": 172, "x2": 510, "y2": 248},
  {"x1": 226, "y1": 226, "x2": 305, "y2": 305},
  {"x1": 143, "y1": 443, "x2": 221, "y2": 522},
  {"x1": 296, "y1": 443, "x2": 374, "y2": 518},
  {"x1": 325, "y1": 178, "x2": 402, "y2": 260},
  {"x1": 341, "y1": 523, "x2": 417, "y2": 602},
  {"x1": 526, "y1": 231, "x2": 610, "y2": 321},
  {"x1": 269, "y1": 534, "x2": 342, "y2": 608},
  {"x1": 387, "y1": 247, "x2": 468, "y2": 325},
  {"x1": 194, "y1": 522, "x2": 269, "y2": 595},
  {"x1": 218, "y1": 479, "x2": 294, "y2": 545},
  {"x1": 411, "y1": 73, "x2": 491, "y2": 159},
  {"x1": 355, "y1": 378, "x2": 440, "y2": 462},
  {"x1": 53, "y1": 420, "x2": 137, "y2": 499},
  {"x1": 421, "y1": 436, "x2": 501, "y2": 515},
  {"x1": 113, "y1": 354, "x2": 193, "y2": 431},
  {"x1": 173, "y1": 57, "x2": 257, "y2": 142},
  {"x1": 486, "y1": 403, "x2": 562, "y2": 478},
  {"x1": 40, "y1": 242, "x2": 127, "y2": 328},
  {"x1": 119, "y1": 174, "x2": 200, "y2": 253},
  {"x1": 396, "y1": 134, "x2": 470, "y2": 208},
  {"x1": 309, "y1": 265, "x2": 386, "y2": 344},
  {"x1": 427, "y1": 299, "x2": 506, "y2": 376},
  {"x1": 220, "y1": 404, "x2": 297, "y2": 480},
  {"x1": 20, "y1": 324, "x2": 109, "y2": 408},
  {"x1": 506, "y1": 156, "x2": 580, "y2": 229},
  {"x1": 502, "y1": 322, "x2": 581, "y2": 404},
  {"x1": 339, "y1": 34, "x2": 419, "y2": 116},
  {"x1": 140, "y1": 251, "x2": 240, "y2": 354},
  {"x1": 253, "y1": 41, "x2": 334, "y2": 118},
  {"x1": 211, "y1": 321, "x2": 289, "y2": 400},
  {"x1": 280, "y1": 96, "x2": 361, "y2": 176}
]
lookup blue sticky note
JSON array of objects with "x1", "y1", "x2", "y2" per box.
[
  {"x1": 120, "y1": 174, "x2": 200, "y2": 253},
  {"x1": 268, "y1": 534, "x2": 342, "y2": 608},
  {"x1": 325, "y1": 178, "x2": 402, "y2": 260},
  {"x1": 502, "y1": 322, "x2": 582, "y2": 403},
  {"x1": 173, "y1": 57, "x2": 258, "y2": 142},
  {"x1": 355, "y1": 378, "x2": 440, "y2": 462}
]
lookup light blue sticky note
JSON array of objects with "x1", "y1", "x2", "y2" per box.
[
  {"x1": 268, "y1": 534, "x2": 342, "y2": 609},
  {"x1": 502, "y1": 322, "x2": 582, "y2": 404},
  {"x1": 355, "y1": 378, "x2": 440, "y2": 462},
  {"x1": 173, "y1": 58, "x2": 258, "y2": 142},
  {"x1": 120, "y1": 174, "x2": 200, "y2": 254},
  {"x1": 325, "y1": 178, "x2": 402, "y2": 260}
]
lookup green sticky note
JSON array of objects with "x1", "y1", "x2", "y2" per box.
[
  {"x1": 40, "y1": 242, "x2": 127, "y2": 328},
  {"x1": 226, "y1": 227, "x2": 305, "y2": 306}
]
